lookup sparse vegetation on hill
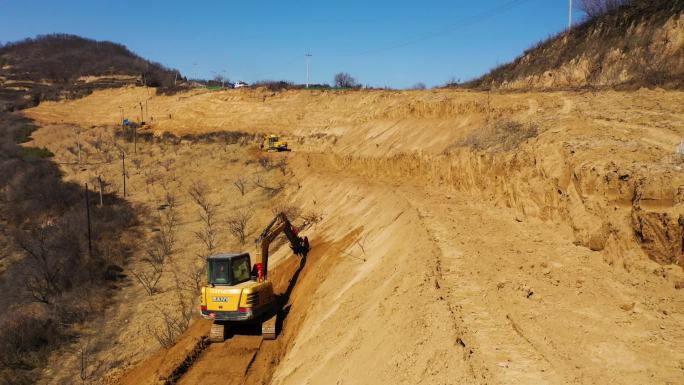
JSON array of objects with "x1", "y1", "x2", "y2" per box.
[
  {"x1": 0, "y1": 113, "x2": 139, "y2": 385},
  {"x1": 0, "y1": 34, "x2": 183, "y2": 111},
  {"x1": 469, "y1": 0, "x2": 684, "y2": 90},
  {"x1": 0, "y1": 34, "x2": 179, "y2": 86}
]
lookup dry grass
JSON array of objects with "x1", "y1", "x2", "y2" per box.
[{"x1": 455, "y1": 119, "x2": 539, "y2": 152}]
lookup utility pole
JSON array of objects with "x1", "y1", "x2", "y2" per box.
[
  {"x1": 85, "y1": 183, "x2": 92, "y2": 259},
  {"x1": 121, "y1": 152, "x2": 126, "y2": 197},
  {"x1": 569, "y1": 0, "x2": 573, "y2": 29},
  {"x1": 305, "y1": 53, "x2": 312, "y2": 88},
  {"x1": 98, "y1": 176, "x2": 104, "y2": 206},
  {"x1": 76, "y1": 128, "x2": 81, "y2": 165}
]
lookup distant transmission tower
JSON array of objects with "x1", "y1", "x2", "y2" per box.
[
  {"x1": 305, "y1": 53, "x2": 312, "y2": 88},
  {"x1": 568, "y1": 0, "x2": 573, "y2": 28}
]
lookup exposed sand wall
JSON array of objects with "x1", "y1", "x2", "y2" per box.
[{"x1": 26, "y1": 87, "x2": 684, "y2": 267}]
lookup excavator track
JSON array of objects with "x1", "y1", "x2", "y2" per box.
[
  {"x1": 209, "y1": 322, "x2": 226, "y2": 343},
  {"x1": 262, "y1": 314, "x2": 277, "y2": 340}
]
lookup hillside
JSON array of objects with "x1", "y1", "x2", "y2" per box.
[
  {"x1": 0, "y1": 34, "x2": 181, "y2": 111},
  {"x1": 0, "y1": 34, "x2": 182, "y2": 385},
  {"x1": 21, "y1": 86, "x2": 684, "y2": 385},
  {"x1": 471, "y1": 0, "x2": 684, "y2": 90}
]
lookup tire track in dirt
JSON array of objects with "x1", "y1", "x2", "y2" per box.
[
  {"x1": 411, "y1": 204, "x2": 491, "y2": 383},
  {"x1": 176, "y1": 336, "x2": 263, "y2": 385},
  {"x1": 406, "y1": 193, "x2": 563, "y2": 385}
]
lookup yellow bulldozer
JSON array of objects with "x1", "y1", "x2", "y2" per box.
[
  {"x1": 261, "y1": 134, "x2": 290, "y2": 152},
  {"x1": 200, "y1": 212, "x2": 309, "y2": 342}
]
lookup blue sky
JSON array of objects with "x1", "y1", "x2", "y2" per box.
[{"x1": 0, "y1": 0, "x2": 578, "y2": 88}]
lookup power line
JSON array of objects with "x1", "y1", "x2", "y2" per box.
[
  {"x1": 348, "y1": 0, "x2": 533, "y2": 57},
  {"x1": 224, "y1": 0, "x2": 534, "y2": 84}
]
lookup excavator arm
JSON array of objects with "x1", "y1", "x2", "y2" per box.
[{"x1": 254, "y1": 212, "x2": 309, "y2": 280}]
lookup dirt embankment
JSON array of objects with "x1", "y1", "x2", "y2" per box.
[
  {"x1": 26, "y1": 87, "x2": 684, "y2": 269},
  {"x1": 24, "y1": 87, "x2": 684, "y2": 385}
]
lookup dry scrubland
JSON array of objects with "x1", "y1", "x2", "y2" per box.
[
  {"x1": 19, "y1": 86, "x2": 684, "y2": 385},
  {"x1": 473, "y1": 2, "x2": 684, "y2": 89}
]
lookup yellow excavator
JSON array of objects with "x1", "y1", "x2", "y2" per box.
[
  {"x1": 200, "y1": 212, "x2": 309, "y2": 342},
  {"x1": 261, "y1": 134, "x2": 290, "y2": 152}
]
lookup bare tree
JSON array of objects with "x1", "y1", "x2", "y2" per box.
[
  {"x1": 234, "y1": 176, "x2": 247, "y2": 196},
  {"x1": 133, "y1": 201, "x2": 177, "y2": 296},
  {"x1": 575, "y1": 0, "x2": 628, "y2": 18},
  {"x1": 146, "y1": 298, "x2": 193, "y2": 348},
  {"x1": 15, "y1": 224, "x2": 67, "y2": 304},
  {"x1": 226, "y1": 210, "x2": 252, "y2": 245},
  {"x1": 257, "y1": 156, "x2": 273, "y2": 170},
  {"x1": 334, "y1": 72, "x2": 358, "y2": 88},
  {"x1": 411, "y1": 82, "x2": 427, "y2": 90},
  {"x1": 132, "y1": 262, "x2": 163, "y2": 296},
  {"x1": 189, "y1": 183, "x2": 219, "y2": 253},
  {"x1": 253, "y1": 174, "x2": 285, "y2": 196},
  {"x1": 214, "y1": 74, "x2": 228, "y2": 87}
]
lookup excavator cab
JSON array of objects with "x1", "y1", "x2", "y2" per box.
[
  {"x1": 262, "y1": 134, "x2": 289, "y2": 152},
  {"x1": 206, "y1": 253, "x2": 252, "y2": 285}
]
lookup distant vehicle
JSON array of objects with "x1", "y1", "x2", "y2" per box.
[
  {"x1": 234, "y1": 81, "x2": 248, "y2": 88},
  {"x1": 261, "y1": 134, "x2": 289, "y2": 152}
]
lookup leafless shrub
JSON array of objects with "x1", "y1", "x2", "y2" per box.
[
  {"x1": 14, "y1": 223, "x2": 75, "y2": 304},
  {"x1": 0, "y1": 312, "x2": 62, "y2": 383},
  {"x1": 189, "y1": 183, "x2": 218, "y2": 253},
  {"x1": 147, "y1": 263, "x2": 197, "y2": 348},
  {"x1": 133, "y1": 204, "x2": 177, "y2": 296},
  {"x1": 226, "y1": 210, "x2": 252, "y2": 245},
  {"x1": 276, "y1": 158, "x2": 288, "y2": 175},
  {"x1": 253, "y1": 175, "x2": 285, "y2": 196},
  {"x1": 143, "y1": 169, "x2": 158, "y2": 192},
  {"x1": 234, "y1": 176, "x2": 247, "y2": 196},
  {"x1": 411, "y1": 82, "x2": 427, "y2": 90},
  {"x1": 257, "y1": 156, "x2": 273, "y2": 170},
  {"x1": 271, "y1": 203, "x2": 300, "y2": 220},
  {"x1": 131, "y1": 157, "x2": 142, "y2": 169},
  {"x1": 160, "y1": 158, "x2": 173, "y2": 172},
  {"x1": 301, "y1": 210, "x2": 323, "y2": 228},
  {"x1": 146, "y1": 306, "x2": 190, "y2": 348},
  {"x1": 178, "y1": 261, "x2": 206, "y2": 293},
  {"x1": 131, "y1": 262, "x2": 163, "y2": 296}
]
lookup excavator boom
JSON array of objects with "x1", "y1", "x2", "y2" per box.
[{"x1": 255, "y1": 212, "x2": 309, "y2": 280}]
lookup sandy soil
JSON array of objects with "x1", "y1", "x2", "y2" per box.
[{"x1": 24, "y1": 87, "x2": 684, "y2": 385}]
